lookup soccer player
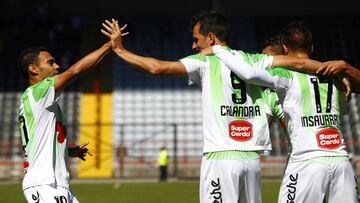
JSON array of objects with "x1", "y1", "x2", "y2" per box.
[
  {"x1": 260, "y1": 38, "x2": 288, "y2": 156},
  {"x1": 260, "y1": 35, "x2": 285, "y2": 56},
  {"x1": 260, "y1": 35, "x2": 286, "y2": 127},
  {"x1": 17, "y1": 36, "x2": 123, "y2": 202},
  {"x1": 208, "y1": 21, "x2": 358, "y2": 202},
  {"x1": 101, "y1": 12, "x2": 325, "y2": 203},
  {"x1": 265, "y1": 32, "x2": 360, "y2": 94}
]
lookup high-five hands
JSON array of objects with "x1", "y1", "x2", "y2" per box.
[{"x1": 101, "y1": 19, "x2": 129, "y2": 49}]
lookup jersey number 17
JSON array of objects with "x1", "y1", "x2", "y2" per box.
[{"x1": 310, "y1": 77, "x2": 333, "y2": 113}]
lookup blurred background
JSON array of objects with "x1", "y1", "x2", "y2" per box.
[{"x1": 1, "y1": 0, "x2": 360, "y2": 182}]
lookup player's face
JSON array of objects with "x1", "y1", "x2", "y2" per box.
[
  {"x1": 192, "y1": 23, "x2": 211, "y2": 52},
  {"x1": 35, "y1": 51, "x2": 60, "y2": 79}
]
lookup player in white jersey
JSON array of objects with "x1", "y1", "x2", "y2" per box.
[
  {"x1": 206, "y1": 21, "x2": 358, "y2": 203},
  {"x1": 17, "y1": 35, "x2": 124, "y2": 202},
  {"x1": 260, "y1": 36, "x2": 289, "y2": 153},
  {"x1": 101, "y1": 12, "x2": 325, "y2": 202},
  {"x1": 260, "y1": 35, "x2": 285, "y2": 56},
  {"x1": 260, "y1": 34, "x2": 286, "y2": 126}
]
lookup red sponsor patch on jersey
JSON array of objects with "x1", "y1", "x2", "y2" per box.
[
  {"x1": 24, "y1": 161, "x2": 29, "y2": 174},
  {"x1": 229, "y1": 120, "x2": 253, "y2": 142},
  {"x1": 316, "y1": 128, "x2": 341, "y2": 149},
  {"x1": 56, "y1": 121, "x2": 67, "y2": 143}
]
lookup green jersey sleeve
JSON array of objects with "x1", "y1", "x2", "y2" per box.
[{"x1": 30, "y1": 77, "x2": 56, "y2": 102}]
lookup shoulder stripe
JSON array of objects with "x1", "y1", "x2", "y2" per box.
[
  {"x1": 182, "y1": 54, "x2": 207, "y2": 62},
  {"x1": 30, "y1": 77, "x2": 56, "y2": 102}
]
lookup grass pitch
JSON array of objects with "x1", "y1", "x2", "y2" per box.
[{"x1": 0, "y1": 180, "x2": 281, "y2": 203}]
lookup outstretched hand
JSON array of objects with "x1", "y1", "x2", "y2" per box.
[
  {"x1": 101, "y1": 19, "x2": 129, "y2": 50},
  {"x1": 69, "y1": 141, "x2": 93, "y2": 161}
]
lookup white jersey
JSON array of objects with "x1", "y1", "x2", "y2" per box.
[
  {"x1": 18, "y1": 77, "x2": 69, "y2": 189},
  {"x1": 180, "y1": 47, "x2": 273, "y2": 153},
  {"x1": 213, "y1": 45, "x2": 348, "y2": 162}
]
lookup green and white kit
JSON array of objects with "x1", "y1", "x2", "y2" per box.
[
  {"x1": 180, "y1": 49, "x2": 273, "y2": 153},
  {"x1": 18, "y1": 77, "x2": 69, "y2": 190},
  {"x1": 213, "y1": 45, "x2": 357, "y2": 203},
  {"x1": 180, "y1": 48, "x2": 274, "y2": 203},
  {"x1": 213, "y1": 45, "x2": 348, "y2": 161}
]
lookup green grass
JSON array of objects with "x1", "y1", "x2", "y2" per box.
[{"x1": 0, "y1": 180, "x2": 281, "y2": 203}]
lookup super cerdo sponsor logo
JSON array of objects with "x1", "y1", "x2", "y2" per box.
[
  {"x1": 229, "y1": 120, "x2": 253, "y2": 142},
  {"x1": 316, "y1": 128, "x2": 341, "y2": 149}
]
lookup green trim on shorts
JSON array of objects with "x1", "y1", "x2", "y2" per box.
[
  {"x1": 204, "y1": 150, "x2": 260, "y2": 160},
  {"x1": 306, "y1": 156, "x2": 349, "y2": 164}
]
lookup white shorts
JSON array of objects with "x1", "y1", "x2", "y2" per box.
[
  {"x1": 278, "y1": 157, "x2": 359, "y2": 203},
  {"x1": 24, "y1": 184, "x2": 79, "y2": 203},
  {"x1": 200, "y1": 157, "x2": 261, "y2": 203}
]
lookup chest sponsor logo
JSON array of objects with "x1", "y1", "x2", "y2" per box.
[
  {"x1": 56, "y1": 121, "x2": 67, "y2": 144},
  {"x1": 23, "y1": 161, "x2": 29, "y2": 174},
  {"x1": 316, "y1": 128, "x2": 341, "y2": 149},
  {"x1": 229, "y1": 120, "x2": 253, "y2": 142}
]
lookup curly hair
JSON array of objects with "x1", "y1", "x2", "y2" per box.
[{"x1": 17, "y1": 46, "x2": 48, "y2": 80}]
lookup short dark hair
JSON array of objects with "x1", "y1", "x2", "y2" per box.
[
  {"x1": 260, "y1": 35, "x2": 284, "y2": 55},
  {"x1": 17, "y1": 46, "x2": 48, "y2": 80},
  {"x1": 280, "y1": 21, "x2": 312, "y2": 55},
  {"x1": 190, "y1": 10, "x2": 231, "y2": 43}
]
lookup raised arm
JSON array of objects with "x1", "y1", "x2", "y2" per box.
[
  {"x1": 211, "y1": 45, "x2": 288, "y2": 91},
  {"x1": 273, "y1": 57, "x2": 358, "y2": 94},
  {"x1": 209, "y1": 46, "x2": 351, "y2": 100},
  {"x1": 113, "y1": 46, "x2": 186, "y2": 75},
  {"x1": 271, "y1": 55, "x2": 322, "y2": 73},
  {"x1": 55, "y1": 42, "x2": 111, "y2": 92},
  {"x1": 101, "y1": 19, "x2": 187, "y2": 76}
]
